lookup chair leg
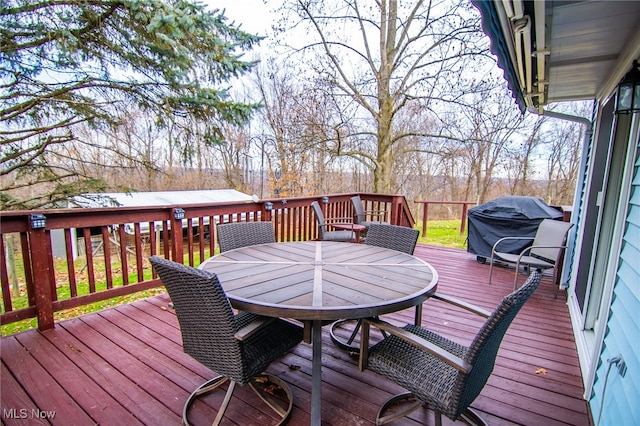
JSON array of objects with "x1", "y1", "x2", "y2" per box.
[
  {"x1": 458, "y1": 407, "x2": 489, "y2": 426},
  {"x1": 488, "y1": 256, "x2": 495, "y2": 285},
  {"x1": 329, "y1": 319, "x2": 362, "y2": 352},
  {"x1": 213, "y1": 380, "x2": 236, "y2": 426},
  {"x1": 248, "y1": 374, "x2": 295, "y2": 425},
  {"x1": 182, "y1": 375, "x2": 229, "y2": 426},
  {"x1": 375, "y1": 392, "x2": 488, "y2": 426},
  {"x1": 375, "y1": 392, "x2": 424, "y2": 425},
  {"x1": 184, "y1": 374, "x2": 294, "y2": 426},
  {"x1": 513, "y1": 260, "x2": 522, "y2": 290}
]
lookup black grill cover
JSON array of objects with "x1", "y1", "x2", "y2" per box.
[{"x1": 467, "y1": 196, "x2": 563, "y2": 259}]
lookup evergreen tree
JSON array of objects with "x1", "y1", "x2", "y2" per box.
[{"x1": 1, "y1": 0, "x2": 261, "y2": 209}]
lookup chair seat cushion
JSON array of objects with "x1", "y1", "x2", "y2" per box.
[
  {"x1": 367, "y1": 324, "x2": 468, "y2": 417},
  {"x1": 494, "y1": 252, "x2": 554, "y2": 268}
]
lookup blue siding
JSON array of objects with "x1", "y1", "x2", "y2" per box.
[{"x1": 590, "y1": 136, "x2": 640, "y2": 425}]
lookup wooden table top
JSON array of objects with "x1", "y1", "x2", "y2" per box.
[{"x1": 200, "y1": 241, "x2": 438, "y2": 321}]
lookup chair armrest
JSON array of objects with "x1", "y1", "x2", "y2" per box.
[
  {"x1": 431, "y1": 293, "x2": 491, "y2": 318},
  {"x1": 234, "y1": 317, "x2": 275, "y2": 341},
  {"x1": 359, "y1": 317, "x2": 472, "y2": 373}
]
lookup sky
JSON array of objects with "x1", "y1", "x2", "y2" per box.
[{"x1": 205, "y1": 0, "x2": 274, "y2": 37}]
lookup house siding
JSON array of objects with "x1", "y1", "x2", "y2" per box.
[{"x1": 590, "y1": 132, "x2": 640, "y2": 425}]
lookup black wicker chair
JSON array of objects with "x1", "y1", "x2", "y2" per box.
[
  {"x1": 311, "y1": 200, "x2": 356, "y2": 242},
  {"x1": 149, "y1": 256, "x2": 303, "y2": 426},
  {"x1": 359, "y1": 271, "x2": 541, "y2": 426},
  {"x1": 329, "y1": 224, "x2": 420, "y2": 352},
  {"x1": 217, "y1": 221, "x2": 276, "y2": 253}
]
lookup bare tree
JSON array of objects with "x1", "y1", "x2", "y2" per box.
[
  {"x1": 439, "y1": 84, "x2": 526, "y2": 204},
  {"x1": 505, "y1": 115, "x2": 547, "y2": 196},
  {"x1": 275, "y1": 0, "x2": 488, "y2": 193},
  {"x1": 253, "y1": 62, "x2": 346, "y2": 197}
]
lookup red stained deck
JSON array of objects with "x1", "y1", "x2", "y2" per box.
[{"x1": 1, "y1": 245, "x2": 592, "y2": 425}]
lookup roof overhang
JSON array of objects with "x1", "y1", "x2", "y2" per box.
[{"x1": 473, "y1": 0, "x2": 640, "y2": 112}]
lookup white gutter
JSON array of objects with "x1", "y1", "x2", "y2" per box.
[{"x1": 532, "y1": 0, "x2": 548, "y2": 108}]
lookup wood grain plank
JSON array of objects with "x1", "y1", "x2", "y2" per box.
[
  {"x1": 14, "y1": 329, "x2": 143, "y2": 425},
  {"x1": 1, "y1": 335, "x2": 93, "y2": 425},
  {"x1": 38, "y1": 324, "x2": 179, "y2": 425}
]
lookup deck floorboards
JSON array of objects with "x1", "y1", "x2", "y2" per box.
[{"x1": 1, "y1": 244, "x2": 592, "y2": 425}]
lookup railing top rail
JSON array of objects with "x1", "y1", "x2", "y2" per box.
[{"x1": 414, "y1": 200, "x2": 477, "y2": 205}]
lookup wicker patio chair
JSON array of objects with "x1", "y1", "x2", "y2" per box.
[
  {"x1": 351, "y1": 195, "x2": 388, "y2": 229},
  {"x1": 359, "y1": 271, "x2": 541, "y2": 426},
  {"x1": 311, "y1": 200, "x2": 356, "y2": 242},
  {"x1": 329, "y1": 223, "x2": 420, "y2": 352},
  {"x1": 489, "y1": 219, "x2": 573, "y2": 293},
  {"x1": 149, "y1": 256, "x2": 303, "y2": 426},
  {"x1": 217, "y1": 221, "x2": 276, "y2": 252}
]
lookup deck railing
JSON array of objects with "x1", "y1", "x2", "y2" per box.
[
  {"x1": 0, "y1": 192, "x2": 414, "y2": 330},
  {"x1": 414, "y1": 200, "x2": 477, "y2": 237}
]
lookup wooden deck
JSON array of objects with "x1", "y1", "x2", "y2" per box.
[{"x1": 1, "y1": 245, "x2": 592, "y2": 425}]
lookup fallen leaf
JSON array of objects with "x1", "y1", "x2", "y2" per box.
[
  {"x1": 67, "y1": 344, "x2": 82, "y2": 354},
  {"x1": 264, "y1": 384, "x2": 278, "y2": 395},
  {"x1": 535, "y1": 368, "x2": 548, "y2": 375}
]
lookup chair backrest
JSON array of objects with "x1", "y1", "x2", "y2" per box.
[
  {"x1": 311, "y1": 201, "x2": 327, "y2": 239},
  {"x1": 449, "y1": 270, "x2": 541, "y2": 419},
  {"x1": 351, "y1": 196, "x2": 366, "y2": 224},
  {"x1": 364, "y1": 223, "x2": 419, "y2": 255},
  {"x1": 530, "y1": 219, "x2": 574, "y2": 263},
  {"x1": 149, "y1": 256, "x2": 245, "y2": 380},
  {"x1": 217, "y1": 221, "x2": 275, "y2": 252}
]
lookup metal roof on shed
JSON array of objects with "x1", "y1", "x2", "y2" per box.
[{"x1": 73, "y1": 189, "x2": 254, "y2": 208}]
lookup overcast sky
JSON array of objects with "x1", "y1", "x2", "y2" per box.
[{"x1": 206, "y1": 0, "x2": 274, "y2": 36}]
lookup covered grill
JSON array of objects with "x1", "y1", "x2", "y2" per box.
[{"x1": 467, "y1": 196, "x2": 563, "y2": 263}]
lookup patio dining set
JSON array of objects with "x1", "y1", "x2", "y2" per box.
[{"x1": 149, "y1": 197, "x2": 562, "y2": 426}]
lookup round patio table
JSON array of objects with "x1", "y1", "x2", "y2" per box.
[{"x1": 200, "y1": 240, "x2": 438, "y2": 426}]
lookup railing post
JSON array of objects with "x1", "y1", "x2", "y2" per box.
[
  {"x1": 460, "y1": 203, "x2": 470, "y2": 236},
  {"x1": 171, "y1": 208, "x2": 185, "y2": 262},
  {"x1": 28, "y1": 224, "x2": 55, "y2": 330},
  {"x1": 263, "y1": 202, "x2": 273, "y2": 222},
  {"x1": 421, "y1": 202, "x2": 429, "y2": 237}
]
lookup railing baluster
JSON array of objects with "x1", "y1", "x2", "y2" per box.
[
  {"x1": 102, "y1": 227, "x2": 113, "y2": 289},
  {"x1": 64, "y1": 229, "x2": 78, "y2": 297},
  {"x1": 83, "y1": 228, "x2": 96, "y2": 293},
  {"x1": 1, "y1": 236, "x2": 12, "y2": 312},
  {"x1": 187, "y1": 218, "x2": 195, "y2": 266},
  {"x1": 20, "y1": 232, "x2": 35, "y2": 308},
  {"x1": 133, "y1": 223, "x2": 144, "y2": 282},
  {"x1": 118, "y1": 225, "x2": 129, "y2": 286}
]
